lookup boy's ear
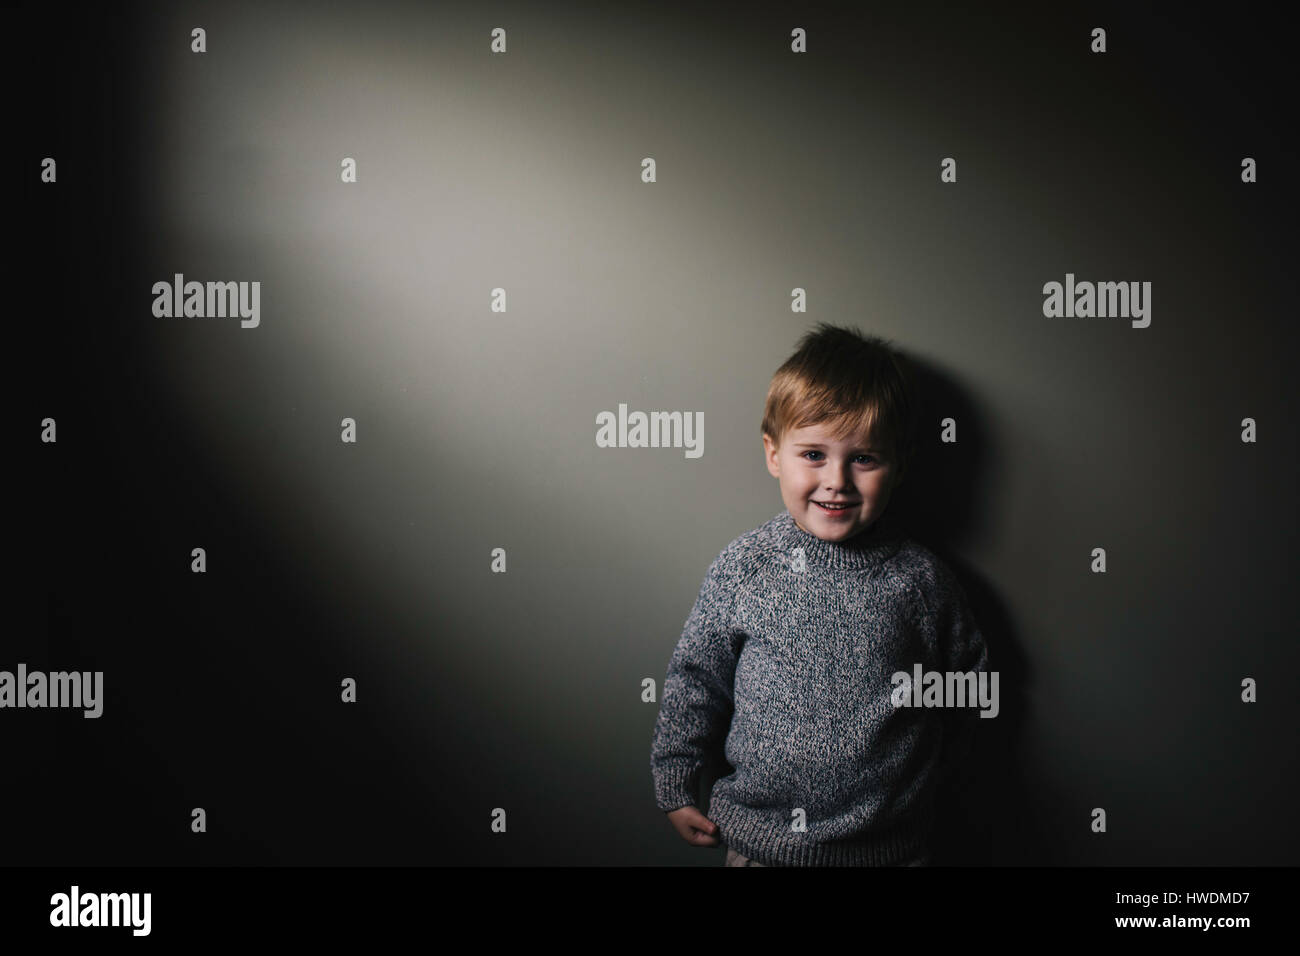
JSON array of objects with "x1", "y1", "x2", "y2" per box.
[{"x1": 762, "y1": 433, "x2": 779, "y2": 477}]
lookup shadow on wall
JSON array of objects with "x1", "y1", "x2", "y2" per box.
[{"x1": 892, "y1": 352, "x2": 1050, "y2": 865}]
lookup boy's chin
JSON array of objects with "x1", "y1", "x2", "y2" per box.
[
  {"x1": 798, "y1": 514, "x2": 868, "y2": 538},
  {"x1": 817, "y1": 512, "x2": 884, "y2": 535}
]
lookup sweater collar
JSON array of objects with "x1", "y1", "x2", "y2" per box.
[{"x1": 773, "y1": 508, "x2": 903, "y2": 571}]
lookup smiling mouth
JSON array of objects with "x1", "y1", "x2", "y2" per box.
[{"x1": 813, "y1": 501, "x2": 858, "y2": 510}]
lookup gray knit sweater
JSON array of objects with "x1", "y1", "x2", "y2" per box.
[{"x1": 650, "y1": 508, "x2": 988, "y2": 866}]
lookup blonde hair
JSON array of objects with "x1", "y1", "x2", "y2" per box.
[{"x1": 760, "y1": 323, "x2": 919, "y2": 480}]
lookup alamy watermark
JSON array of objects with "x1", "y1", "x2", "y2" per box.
[
  {"x1": 152, "y1": 273, "x2": 260, "y2": 329},
  {"x1": 595, "y1": 403, "x2": 702, "y2": 459},
  {"x1": 1042, "y1": 272, "x2": 1150, "y2": 328},
  {"x1": 50, "y1": 885, "x2": 150, "y2": 936},
  {"x1": 890, "y1": 664, "x2": 999, "y2": 718},
  {"x1": 0, "y1": 664, "x2": 103, "y2": 718}
]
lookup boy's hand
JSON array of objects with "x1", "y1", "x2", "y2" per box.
[{"x1": 666, "y1": 806, "x2": 720, "y2": 847}]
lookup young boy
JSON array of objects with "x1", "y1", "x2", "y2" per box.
[{"x1": 650, "y1": 323, "x2": 988, "y2": 866}]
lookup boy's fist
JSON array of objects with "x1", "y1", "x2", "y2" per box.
[{"x1": 666, "y1": 805, "x2": 720, "y2": 846}]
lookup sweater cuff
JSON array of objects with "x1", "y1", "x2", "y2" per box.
[{"x1": 653, "y1": 763, "x2": 700, "y2": 812}]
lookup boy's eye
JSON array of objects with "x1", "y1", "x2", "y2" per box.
[{"x1": 801, "y1": 451, "x2": 877, "y2": 464}]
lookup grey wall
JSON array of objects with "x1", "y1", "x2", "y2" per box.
[{"x1": 16, "y1": 0, "x2": 1297, "y2": 864}]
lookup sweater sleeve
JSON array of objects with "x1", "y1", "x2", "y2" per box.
[
  {"x1": 650, "y1": 553, "x2": 745, "y2": 813},
  {"x1": 921, "y1": 559, "x2": 990, "y2": 783},
  {"x1": 934, "y1": 561, "x2": 987, "y2": 679}
]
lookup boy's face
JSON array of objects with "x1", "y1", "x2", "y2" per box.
[{"x1": 763, "y1": 421, "x2": 902, "y2": 542}]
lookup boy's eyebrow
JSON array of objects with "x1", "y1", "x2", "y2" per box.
[{"x1": 793, "y1": 442, "x2": 881, "y2": 451}]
